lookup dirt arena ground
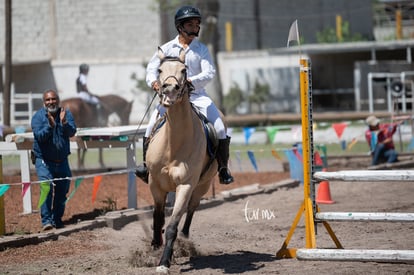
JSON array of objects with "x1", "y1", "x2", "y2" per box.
[{"x1": 1, "y1": 163, "x2": 413, "y2": 274}]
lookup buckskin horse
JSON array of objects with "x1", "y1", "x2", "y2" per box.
[
  {"x1": 61, "y1": 94, "x2": 133, "y2": 168},
  {"x1": 146, "y1": 48, "x2": 218, "y2": 273}
]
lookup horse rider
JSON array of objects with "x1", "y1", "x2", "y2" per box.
[
  {"x1": 76, "y1": 63, "x2": 105, "y2": 125},
  {"x1": 135, "y1": 5, "x2": 234, "y2": 185}
]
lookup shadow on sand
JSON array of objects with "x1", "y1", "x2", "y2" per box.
[{"x1": 181, "y1": 250, "x2": 278, "y2": 273}]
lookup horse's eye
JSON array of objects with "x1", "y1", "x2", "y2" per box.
[
  {"x1": 175, "y1": 84, "x2": 180, "y2": 90},
  {"x1": 158, "y1": 69, "x2": 162, "y2": 74},
  {"x1": 181, "y1": 69, "x2": 186, "y2": 74}
]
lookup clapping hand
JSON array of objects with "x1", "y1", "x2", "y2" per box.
[
  {"x1": 47, "y1": 112, "x2": 55, "y2": 128},
  {"x1": 60, "y1": 107, "x2": 67, "y2": 124}
]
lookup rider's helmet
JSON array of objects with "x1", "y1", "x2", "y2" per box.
[
  {"x1": 174, "y1": 6, "x2": 201, "y2": 32},
  {"x1": 79, "y1": 63, "x2": 89, "y2": 73}
]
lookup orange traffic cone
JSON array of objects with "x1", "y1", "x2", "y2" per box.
[{"x1": 316, "y1": 169, "x2": 335, "y2": 204}]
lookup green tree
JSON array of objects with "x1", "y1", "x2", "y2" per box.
[
  {"x1": 249, "y1": 80, "x2": 270, "y2": 114},
  {"x1": 130, "y1": 62, "x2": 152, "y2": 93},
  {"x1": 223, "y1": 83, "x2": 244, "y2": 114},
  {"x1": 316, "y1": 20, "x2": 367, "y2": 43}
]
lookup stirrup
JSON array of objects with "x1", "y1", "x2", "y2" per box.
[
  {"x1": 135, "y1": 163, "x2": 149, "y2": 184},
  {"x1": 219, "y1": 167, "x2": 234, "y2": 185}
]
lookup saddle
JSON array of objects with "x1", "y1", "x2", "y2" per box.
[{"x1": 148, "y1": 104, "x2": 219, "y2": 159}]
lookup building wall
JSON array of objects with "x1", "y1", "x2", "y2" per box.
[
  {"x1": 216, "y1": 0, "x2": 374, "y2": 51},
  {"x1": 0, "y1": 0, "x2": 402, "y2": 125},
  {"x1": 0, "y1": 0, "x2": 51, "y2": 62},
  {"x1": 0, "y1": 0, "x2": 159, "y2": 62},
  {"x1": 0, "y1": 0, "x2": 160, "y2": 124}
]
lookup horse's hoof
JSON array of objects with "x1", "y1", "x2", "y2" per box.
[
  {"x1": 151, "y1": 241, "x2": 161, "y2": 250},
  {"x1": 156, "y1": 265, "x2": 170, "y2": 274}
]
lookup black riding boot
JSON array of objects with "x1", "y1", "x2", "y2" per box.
[
  {"x1": 135, "y1": 137, "x2": 149, "y2": 183},
  {"x1": 217, "y1": 136, "x2": 234, "y2": 184}
]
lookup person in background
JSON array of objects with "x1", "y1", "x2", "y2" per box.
[
  {"x1": 76, "y1": 63, "x2": 106, "y2": 125},
  {"x1": 76, "y1": 63, "x2": 100, "y2": 105},
  {"x1": 31, "y1": 89, "x2": 77, "y2": 230},
  {"x1": 365, "y1": 115, "x2": 401, "y2": 166},
  {"x1": 135, "y1": 5, "x2": 234, "y2": 185}
]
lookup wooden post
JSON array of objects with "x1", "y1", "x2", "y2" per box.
[
  {"x1": 336, "y1": 15, "x2": 343, "y2": 42},
  {"x1": 396, "y1": 9, "x2": 402, "y2": 40},
  {"x1": 225, "y1": 22, "x2": 233, "y2": 52}
]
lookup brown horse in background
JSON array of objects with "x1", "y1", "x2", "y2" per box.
[
  {"x1": 61, "y1": 94, "x2": 133, "y2": 168},
  {"x1": 61, "y1": 94, "x2": 133, "y2": 128}
]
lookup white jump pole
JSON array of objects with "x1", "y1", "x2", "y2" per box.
[
  {"x1": 316, "y1": 212, "x2": 414, "y2": 222},
  {"x1": 297, "y1": 249, "x2": 414, "y2": 264},
  {"x1": 314, "y1": 170, "x2": 414, "y2": 182}
]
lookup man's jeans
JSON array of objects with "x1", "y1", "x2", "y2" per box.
[
  {"x1": 371, "y1": 143, "x2": 398, "y2": 166},
  {"x1": 35, "y1": 158, "x2": 71, "y2": 228}
]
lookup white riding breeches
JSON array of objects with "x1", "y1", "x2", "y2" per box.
[
  {"x1": 145, "y1": 92, "x2": 227, "y2": 139},
  {"x1": 78, "y1": 92, "x2": 100, "y2": 105}
]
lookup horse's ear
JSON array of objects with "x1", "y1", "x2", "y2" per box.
[
  {"x1": 158, "y1": 47, "x2": 165, "y2": 60},
  {"x1": 178, "y1": 48, "x2": 185, "y2": 63}
]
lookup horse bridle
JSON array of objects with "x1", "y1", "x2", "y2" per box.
[{"x1": 158, "y1": 57, "x2": 190, "y2": 101}]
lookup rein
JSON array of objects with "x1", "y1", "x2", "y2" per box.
[{"x1": 158, "y1": 57, "x2": 190, "y2": 100}]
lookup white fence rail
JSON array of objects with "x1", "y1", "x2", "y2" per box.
[{"x1": 0, "y1": 86, "x2": 43, "y2": 126}]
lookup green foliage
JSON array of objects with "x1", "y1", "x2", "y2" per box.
[
  {"x1": 223, "y1": 80, "x2": 270, "y2": 114},
  {"x1": 100, "y1": 196, "x2": 117, "y2": 214},
  {"x1": 151, "y1": 0, "x2": 183, "y2": 13},
  {"x1": 11, "y1": 227, "x2": 29, "y2": 235},
  {"x1": 131, "y1": 62, "x2": 152, "y2": 93},
  {"x1": 223, "y1": 83, "x2": 244, "y2": 114},
  {"x1": 249, "y1": 80, "x2": 270, "y2": 114},
  {"x1": 316, "y1": 20, "x2": 367, "y2": 43}
]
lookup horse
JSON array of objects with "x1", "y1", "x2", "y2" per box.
[
  {"x1": 61, "y1": 94, "x2": 133, "y2": 168},
  {"x1": 146, "y1": 48, "x2": 218, "y2": 273}
]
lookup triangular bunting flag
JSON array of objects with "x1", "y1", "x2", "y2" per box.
[
  {"x1": 92, "y1": 175, "x2": 103, "y2": 203},
  {"x1": 243, "y1": 127, "x2": 256, "y2": 145},
  {"x1": 235, "y1": 150, "x2": 242, "y2": 172},
  {"x1": 266, "y1": 126, "x2": 279, "y2": 144},
  {"x1": 247, "y1": 150, "x2": 258, "y2": 172},
  {"x1": 292, "y1": 126, "x2": 301, "y2": 141},
  {"x1": 332, "y1": 123, "x2": 347, "y2": 140},
  {"x1": 292, "y1": 148, "x2": 303, "y2": 161},
  {"x1": 408, "y1": 137, "x2": 414, "y2": 151},
  {"x1": 38, "y1": 181, "x2": 51, "y2": 209},
  {"x1": 314, "y1": 151, "x2": 323, "y2": 166},
  {"x1": 271, "y1": 149, "x2": 282, "y2": 161},
  {"x1": 347, "y1": 138, "x2": 358, "y2": 151},
  {"x1": 21, "y1": 182, "x2": 31, "y2": 197},
  {"x1": 66, "y1": 177, "x2": 84, "y2": 204},
  {"x1": 0, "y1": 184, "x2": 10, "y2": 197}
]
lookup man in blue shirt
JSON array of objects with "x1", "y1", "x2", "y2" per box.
[{"x1": 31, "y1": 89, "x2": 77, "y2": 230}]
